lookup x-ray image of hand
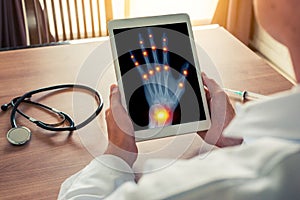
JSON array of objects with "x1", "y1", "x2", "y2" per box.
[{"x1": 130, "y1": 28, "x2": 189, "y2": 128}]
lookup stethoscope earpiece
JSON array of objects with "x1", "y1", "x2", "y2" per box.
[
  {"x1": 7, "y1": 127, "x2": 31, "y2": 145},
  {"x1": 1, "y1": 103, "x2": 10, "y2": 111}
]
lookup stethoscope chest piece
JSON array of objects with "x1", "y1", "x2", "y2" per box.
[{"x1": 7, "y1": 127, "x2": 31, "y2": 145}]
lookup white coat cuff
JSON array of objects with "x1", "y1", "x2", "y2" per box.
[{"x1": 58, "y1": 155, "x2": 135, "y2": 199}]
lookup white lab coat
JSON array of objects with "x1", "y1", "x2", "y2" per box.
[{"x1": 58, "y1": 86, "x2": 300, "y2": 200}]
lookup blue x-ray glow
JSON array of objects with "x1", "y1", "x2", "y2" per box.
[{"x1": 130, "y1": 28, "x2": 189, "y2": 128}]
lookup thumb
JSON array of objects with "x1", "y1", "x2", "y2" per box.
[{"x1": 110, "y1": 84, "x2": 122, "y2": 109}]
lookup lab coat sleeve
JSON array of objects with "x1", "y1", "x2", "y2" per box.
[
  {"x1": 58, "y1": 154, "x2": 135, "y2": 200},
  {"x1": 104, "y1": 139, "x2": 300, "y2": 200},
  {"x1": 59, "y1": 139, "x2": 300, "y2": 200}
]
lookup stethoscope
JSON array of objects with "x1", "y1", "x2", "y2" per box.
[{"x1": 1, "y1": 84, "x2": 103, "y2": 145}]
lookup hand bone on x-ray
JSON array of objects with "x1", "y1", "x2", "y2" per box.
[{"x1": 130, "y1": 28, "x2": 189, "y2": 128}]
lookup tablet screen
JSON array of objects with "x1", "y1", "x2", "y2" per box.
[{"x1": 112, "y1": 22, "x2": 206, "y2": 131}]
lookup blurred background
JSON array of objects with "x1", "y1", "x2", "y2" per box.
[{"x1": 0, "y1": 0, "x2": 294, "y2": 82}]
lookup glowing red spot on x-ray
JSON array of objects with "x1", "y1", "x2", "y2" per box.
[
  {"x1": 151, "y1": 105, "x2": 172, "y2": 125},
  {"x1": 183, "y1": 69, "x2": 188, "y2": 76}
]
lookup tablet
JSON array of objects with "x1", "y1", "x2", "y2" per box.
[{"x1": 108, "y1": 14, "x2": 211, "y2": 141}]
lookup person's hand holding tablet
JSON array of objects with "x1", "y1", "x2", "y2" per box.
[
  {"x1": 105, "y1": 85, "x2": 137, "y2": 167},
  {"x1": 108, "y1": 14, "x2": 211, "y2": 141},
  {"x1": 104, "y1": 73, "x2": 243, "y2": 167},
  {"x1": 198, "y1": 73, "x2": 243, "y2": 148}
]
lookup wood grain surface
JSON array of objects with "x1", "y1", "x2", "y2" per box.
[{"x1": 0, "y1": 27, "x2": 293, "y2": 200}]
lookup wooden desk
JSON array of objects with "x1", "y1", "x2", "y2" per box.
[{"x1": 0, "y1": 26, "x2": 293, "y2": 199}]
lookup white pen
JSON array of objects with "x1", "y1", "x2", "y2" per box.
[{"x1": 223, "y1": 88, "x2": 268, "y2": 101}]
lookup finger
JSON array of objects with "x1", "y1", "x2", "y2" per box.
[
  {"x1": 109, "y1": 85, "x2": 130, "y2": 121},
  {"x1": 201, "y1": 72, "x2": 222, "y2": 94},
  {"x1": 201, "y1": 73, "x2": 211, "y2": 100},
  {"x1": 109, "y1": 84, "x2": 122, "y2": 109},
  {"x1": 162, "y1": 33, "x2": 169, "y2": 65},
  {"x1": 130, "y1": 51, "x2": 145, "y2": 76},
  {"x1": 105, "y1": 108, "x2": 113, "y2": 139},
  {"x1": 147, "y1": 28, "x2": 160, "y2": 64},
  {"x1": 105, "y1": 108, "x2": 110, "y2": 119},
  {"x1": 173, "y1": 63, "x2": 190, "y2": 105},
  {"x1": 181, "y1": 62, "x2": 189, "y2": 77},
  {"x1": 139, "y1": 34, "x2": 152, "y2": 72},
  {"x1": 203, "y1": 85, "x2": 211, "y2": 102}
]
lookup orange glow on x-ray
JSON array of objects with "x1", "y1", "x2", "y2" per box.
[
  {"x1": 143, "y1": 74, "x2": 148, "y2": 80},
  {"x1": 155, "y1": 66, "x2": 161, "y2": 72},
  {"x1": 152, "y1": 106, "x2": 172, "y2": 125},
  {"x1": 149, "y1": 69, "x2": 154, "y2": 75},
  {"x1": 164, "y1": 65, "x2": 169, "y2": 71},
  {"x1": 129, "y1": 28, "x2": 190, "y2": 129},
  {"x1": 183, "y1": 69, "x2": 188, "y2": 76},
  {"x1": 178, "y1": 82, "x2": 184, "y2": 88}
]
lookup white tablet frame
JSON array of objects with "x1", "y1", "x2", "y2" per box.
[{"x1": 108, "y1": 13, "x2": 211, "y2": 141}]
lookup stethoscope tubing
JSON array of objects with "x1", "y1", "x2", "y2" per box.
[
  {"x1": 10, "y1": 97, "x2": 66, "y2": 127},
  {"x1": 9, "y1": 84, "x2": 103, "y2": 132}
]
